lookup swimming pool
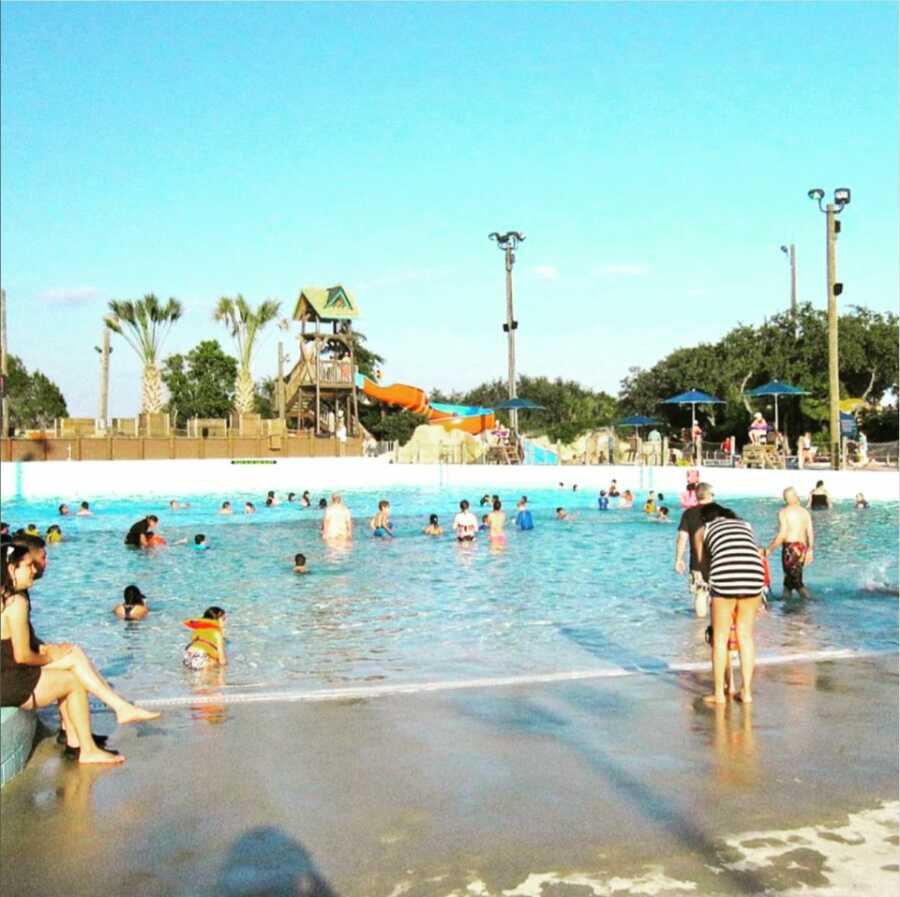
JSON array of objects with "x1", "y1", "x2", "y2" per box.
[{"x1": 3, "y1": 488, "x2": 897, "y2": 704}]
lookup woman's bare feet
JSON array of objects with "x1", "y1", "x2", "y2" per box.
[
  {"x1": 78, "y1": 746, "x2": 125, "y2": 765},
  {"x1": 735, "y1": 691, "x2": 753, "y2": 704},
  {"x1": 703, "y1": 693, "x2": 727, "y2": 705},
  {"x1": 115, "y1": 705, "x2": 161, "y2": 725}
]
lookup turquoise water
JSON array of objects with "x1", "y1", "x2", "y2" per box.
[{"x1": 2, "y1": 488, "x2": 897, "y2": 702}]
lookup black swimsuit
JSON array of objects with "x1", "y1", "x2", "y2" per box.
[
  {"x1": 1, "y1": 598, "x2": 42, "y2": 708},
  {"x1": 810, "y1": 493, "x2": 829, "y2": 510}
]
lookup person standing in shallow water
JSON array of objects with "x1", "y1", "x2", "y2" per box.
[
  {"x1": 322, "y1": 494, "x2": 353, "y2": 541},
  {"x1": 765, "y1": 487, "x2": 814, "y2": 599}
]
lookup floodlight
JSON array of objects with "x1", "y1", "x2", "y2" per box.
[
  {"x1": 807, "y1": 188, "x2": 825, "y2": 201},
  {"x1": 834, "y1": 188, "x2": 851, "y2": 206}
]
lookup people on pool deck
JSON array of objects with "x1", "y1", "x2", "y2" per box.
[
  {"x1": 748, "y1": 412, "x2": 768, "y2": 446},
  {"x1": 855, "y1": 492, "x2": 869, "y2": 509},
  {"x1": 807, "y1": 481, "x2": 832, "y2": 510},
  {"x1": 423, "y1": 514, "x2": 443, "y2": 536},
  {"x1": 46, "y1": 525, "x2": 63, "y2": 544},
  {"x1": 453, "y1": 500, "x2": 478, "y2": 542},
  {"x1": 487, "y1": 500, "x2": 507, "y2": 543},
  {"x1": 598, "y1": 491, "x2": 609, "y2": 510},
  {"x1": 266, "y1": 491, "x2": 281, "y2": 506},
  {"x1": 693, "y1": 503, "x2": 766, "y2": 705},
  {"x1": 193, "y1": 534, "x2": 209, "y2": 551},
  {"x1": 619, "y1": 490, "x2": 634, "y2": 510},
  {"x1": 183, "y1": 606, "x2": 227, "y2": 669},
  {"x1": 220, "y1": 501, "x2": 233, "y2": 515},
  {"x1": 125, "y1": 515, "x2": 160, "y2": 548},
  {"x1": 674, "y1": 482, "x2": 723, "y2": 617},
  {"x1": 370, "y1": 500, "x2": 394, "y2": 538},
  {"x1": 322, "y1": 494, "x2": 353, "y2": 541},
  {"x1": 77, "y1": 501, "x2": 92, "y2": 516},
  {"x1": 293, "y1": 553, "x2": 308, "y2": 574},
  {"x1": 608, "y1": 480, "x2": 620, "y2": 498},
  {"x1": 765, "y1": 487, "x2": 814, "y2": 599},
  {"x1": 301, "y1": 491, "x2": 311, "y2": 508},
  {"x1": 657, "y1": 507, "x2": 670, "y2": 522},
  {"x1": 1, "y1": 543, "x2": 158, "y2": 764},
  {"x1": 244, "y1": 502, "x2": 256, "y2": 515},
  {"x1": 58, "y1": 504, "x2": 70, "y2": 516},
  {"x1": 515, "y1": 499, "x2": 534, "y2": 530},
  {"x1": 114, "y1": 585, "x2": 149, "y2": 621},
  {"x1": 643, "y1": 492, "x2": 657, "y2": 514}
]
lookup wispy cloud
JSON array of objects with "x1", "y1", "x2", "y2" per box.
[
  {"x1": 533, "y1": 265, "x2": 560, "y2": 281},
  {"x1": 38, "y1": 287, "x2": 102, "y2": 303},
  {"x1": 594, "y1": 264, "x2": 650, "y2": 277}
]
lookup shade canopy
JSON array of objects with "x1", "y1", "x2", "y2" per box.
[
  {"x1": 662, "y1": 389, "x2": 725, "y2": 405},
  {"x1": 617, "y1": 415, "x2": 660, "y2": 427},
  {"x1": 493, "y1": 398, "x2": 546, "y2": 411},
  {"x1": 745, "y1": 380, "x2": 810, "y2": 398}
]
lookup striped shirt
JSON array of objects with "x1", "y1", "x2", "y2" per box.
[{"x1": 705, "y1": 517, "x2": 765, "y2": 597}]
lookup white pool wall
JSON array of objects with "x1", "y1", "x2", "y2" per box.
[{"x1": 1, "y1": 459, "x2": 897, "y2": 502}]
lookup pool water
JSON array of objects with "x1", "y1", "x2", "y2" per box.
[{"x1": 3, "y1": 488, "x2": 897, "y2": 703}]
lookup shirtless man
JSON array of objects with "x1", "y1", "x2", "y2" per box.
[
  {"x1": 766, "y1": 486, "x2": 814, "y2": 598},
  {"x1": 486, "y1": 499, "x2": 507, "y2": 544},
  {"x1": 322, "y1": 493, "x2": 353, "y2": 541}
]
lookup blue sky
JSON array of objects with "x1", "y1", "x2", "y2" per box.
[{"x1": 2, "y1": 1, "x2": 896, "y2": 417}]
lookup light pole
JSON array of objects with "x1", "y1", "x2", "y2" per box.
[
  {"x1": 489, "y1": 230, "x2": 525, "y2": 434},
  {"x1": 94, "y1": 330, "x2": 113, "y2": 427},
  {"x1": 780, "y1": 243, "x2": 797, "y2": 315},
  {"x1": 808, "y1": 187, "x2": 851, "y2": 470}
]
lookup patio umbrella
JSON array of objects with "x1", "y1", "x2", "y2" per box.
[
  {"x1": 661, "y1": 389, "x2": 725, "y2": 433},
  {"x1": 744, "y1": 381, "x2": 809, "y2": 431},
  {"x1": 492, "y1": 398, "x2": 546, "y2": 411},
  {"x1": 616, "y1": 415, "x2": 661, "y2": 427}
]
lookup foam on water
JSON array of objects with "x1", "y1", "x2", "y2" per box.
[{"x1": 3, "y1": 488, "x2": 897, "y2": 702}]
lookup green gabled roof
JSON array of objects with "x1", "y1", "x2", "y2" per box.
[{"x1": 292, "y1": 285, "x2": 359, "y2": 321}]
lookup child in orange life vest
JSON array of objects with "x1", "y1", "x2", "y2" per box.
[{"x1": 183, "y1": 606, "x2": 227, "y2": 670}]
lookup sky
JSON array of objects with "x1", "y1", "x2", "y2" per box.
[{"x1": 1, "y1": 1, "x2": 897, "y2": 418}]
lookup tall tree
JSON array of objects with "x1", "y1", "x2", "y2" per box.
[
  {"x1": 162, "y1": 340, "x2": 238, "y2": 427},
  {"x1": 105, "y1": 294, "x2": 184, "y2": 413},
  {"x1": 5, "y1": 355, "x2": 68, "y2": 430},
  {"x1": 213, "y1": 295, "x2": 280, "y2": 414}
]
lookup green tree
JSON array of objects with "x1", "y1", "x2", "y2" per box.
[
  {"x1": 357, "y1": 404, "x2": 429, "y2": 445},
  {"x1": 254, "y1": 376, "x2": 277, "y2": 420},
  {"x1": 213, "y1": 295, "x2": 281, "y2": 414},
  {"x1": 105, "y1": 294, "x2": 184, "y2": 413},
  {"x1": 162, "y1": 340, "x2": 238, "y2": 427},
  {"x1": 5, "y1": 355, "x2": 68, "y2": 430}
]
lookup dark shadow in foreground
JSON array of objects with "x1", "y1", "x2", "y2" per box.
[{"x1": 217, "y1": 827, "x2": 338, "y2": 897}]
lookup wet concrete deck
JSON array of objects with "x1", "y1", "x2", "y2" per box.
[{"x1": 1, "y1": 654, "x2": 897, "y2": 897}]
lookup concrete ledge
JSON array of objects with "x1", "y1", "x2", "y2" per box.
[{"x1": 0, "y1": 707, "x2": 37, "y2": 788}]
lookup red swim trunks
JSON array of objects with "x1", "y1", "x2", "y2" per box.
[{"x1": 782, "y1": 542, "x2": 808, "y2": 591}]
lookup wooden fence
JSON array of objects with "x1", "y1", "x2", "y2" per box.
[{"x1": 0, "y1": 434, "x2": 362, "y2": 463}]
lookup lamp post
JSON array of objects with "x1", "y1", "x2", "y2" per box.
[
  {"x1": 488, "y1": 230, "x2": 525, "y2": 434},
  {"x1": 94, "y1": 330, "x2": 113, "y2": 428},
  {"x1": 780, "y1": 243, "x2": 797, "y2": 315},
  {"x1": 808, "y1": 187, "x2": 851, "y2": 470}
]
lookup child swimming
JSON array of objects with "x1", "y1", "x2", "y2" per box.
[
  {"x1": 193, "y1": 534, "x2": 209, "y2": 551},
  {"x1": 423, "y1": 514, "x2": 443, "y2": 536},
  {"x1": 370, "y1": 500, "x2": 394, "y2": 538},
  {"x1": 183, "y1": 606, "x2": 227, "y2": 669},
  {"x1": 220, "y1": 501, "x2": 233, "y2": 515},
  {"x1": 45, "y1": 524, "x2": 63, "y2": 543},
  {"x1": 293, "y1": 553, "x2": 308, "y2": 574}
]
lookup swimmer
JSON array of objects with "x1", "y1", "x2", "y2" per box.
[
  {"x1": 487, "y1": 499, "x2": 507, "y2": 543},
  {"x1": 318, "y1": 498, "x2": 328, "y2": 510},
  {"x1": 453, "y1": 500, "x2": 478, "y2": 542},
  {"x1": 608, "y1": 480, "x2": 620, "y2": 498},
  {"x1": 658, "y1": 493, "x2": 665, "y2": 503},
  {"x1": 0, "y1": 522, "x2": 8, "y2": 545},
  {"x1": 807, "y1": 480, "x2": 832, "y2": 510},
  {"x1": 657, "y1": 506, "x2": 671, "y2": 522},
  {"x1": 597, "y1": 490, "x2": 609, "y2": 511},
  {"x1": 220, "y1": 501, "x2": 233, "y2": 515},
  {"x1": 322, "y1": 494, "x2": 353, "y2": 541},
  {"x1": 479, "y1": 514, "x2": 490, "y2": 532},
  {"x1": 423, "y1": 514, "x2": 443, "y2": 536},
  {"x1": 620, "y1": 490, "x2": 634, "y2": 510},
  {"x1": 515, "y1": 498, "x2": 534, "y2": 530},
  {"x1": 114, "y1": 585, "x2": 149, "y2": 621},
  {"x1": 854, "y1": 492, "x2": 869, "y2": 509},
  {"x1": 58, "y1": 504, "x2": 71, "y2": 516},
  {"x1": 301, "y1": 491, "x2": 311, "y2": 508},
  {"x1": 45, "y1": 525, "x2": 63, "y2": 543},
  {"x1": 25, "y1": 524, "x2": 39, "y2": 536},
  {"x1": 680, "y1": 482, "x2": 699, "y2": 509},
  {"x1": 555, "y1": 507, "x2": 575, "y2": 521},
  {"x1": 370, "y1": 500, "x2": 394, "y2": 538},
  {"x1": 193, "y1": 534, "x2": 209, "y2": 551},
  {"x1": 125, "y1": 515, "x2": 159, "y2": 548},
  {"x1": 244, "y1": 502, "x2": 256, "y2": 515},
  {"x1": 572, "y1": 484, "x2": 578, "y2": 492},
  {"x1": 293, "y1": 553, "x2": 308, "y2": 574},
  {"x1": 558, "y1": 482, "x2": 565, "y2": 489},
  {"x1": 265, "y1": 497, "x2": 275, "y2": 507},
  {"x1": 145, "y1": 530, "x2": 167, "y2": 547},
  {"x1": 168, "y1": 499, "x2": 191, "y2": 511},
  {"x1": 644, "y1": 491, "x2": 657, "y2": 514},
  {"x1": 479, "y1": 494, "x2": 491, "y2": 507},
  {"x1": 266, "y1": 491, "x2": 281, "y2": 506},
  {"x1": 183, "y1": 606, "x2": 227, "y2": 669},
  {"x1": 286, "y1": 492, "x2": 296, "y2": 503},
  {"x1": 77, "y1": 502, "x2": 92, "y2": 517}
]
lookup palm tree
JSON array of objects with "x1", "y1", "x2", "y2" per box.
[
  {"x1": 213, "y1": 295, "x2": 281, "y2": 414},
  {"x1": 105, "y1": 294, "x2": 184, "y2": 413}
]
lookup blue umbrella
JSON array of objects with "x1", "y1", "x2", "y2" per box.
[
  {"x1": 662, "y1": 389, "x2": 725, "y2": 432},
  {"x1": 492, "y1": 398, "x2": 545, "y2": 411},
  {"x1": 745, "y1": 380, "x2": 809, "y2": 431},
  {"x1": 617, "y1": 415, "x2": 661, "y2": 427}
]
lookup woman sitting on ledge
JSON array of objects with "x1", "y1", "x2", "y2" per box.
[{"x1": 0, "y1": 544, "x2": 159, "y2": 765}]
